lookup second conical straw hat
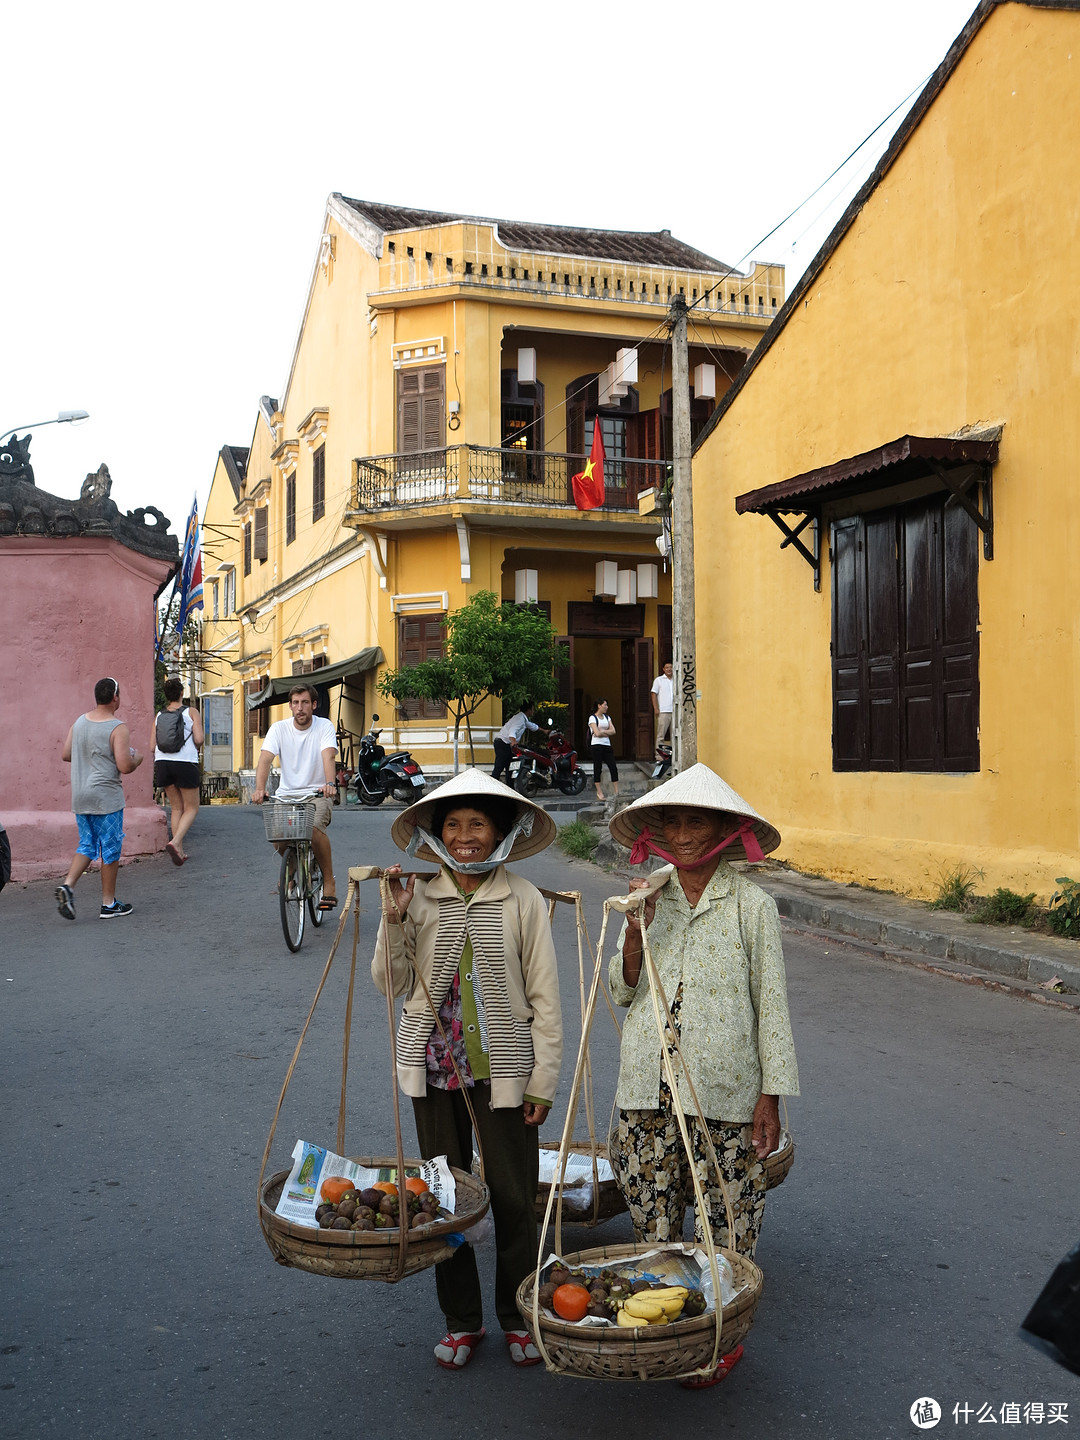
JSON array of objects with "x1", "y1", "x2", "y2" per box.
[{"x1": 608, "y1": 762, "x2": 780, "y2": 862}]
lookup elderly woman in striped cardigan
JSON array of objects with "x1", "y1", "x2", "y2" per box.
[{"x1": 374, "y1": 769, "x2": 563, "y2": 1372}]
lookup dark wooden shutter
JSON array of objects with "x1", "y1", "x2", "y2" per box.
[
  {"x1": 397, "y1": 368, "x2": 445, "y2": 455},
  {"x1": 285, "y1": 474, "x2": 296, "y2": 545},
  {"x1": 312, "y1": 445, "x2": 325, "y2": 523},
  {"x1": 635, "y1": 635, "x2": 654, "y2": 759},
  {"x1": 940, "y1": 502, "x2": 980, "y2": 769},
  {"x1": 243, "y1": 523, "x2": 252, "y2": 577},
  {"x1": 397, "y1": 614, "x2": 446, "y2": 719},
  {"x1": 253, "y1": 507, "x2": 268, "y2": 562},
  {"x1": 900, "y1": 500, "x2": 937, "y2": 769},
  {"x1": 831, "y1": 518, "x2": 864, "y2": 769},
  {"x1": 555, "y1": 636, "x2": 574, "y2": 746},
  {"x1": 865, "y1": 511, "x2": 899, "y2": 768},
  {"x1": 658, "y1": 605, "x2": 672, "y2": 668}
]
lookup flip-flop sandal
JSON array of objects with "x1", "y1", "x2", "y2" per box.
[
  {"x1": 679, "y1": 1344, "x2": 744, "y2": 1389},
  {"x1": 165, "y1": 842, "x2": 185, "y2": 867},
  {"x1": 505, "y1": 1330, "x2": 542, "y2": 1367},
  {"x1": 318, "y1": 896, "x2": 338, "y2": 911},
  {"x1": 434, "y1": 1327, "x2": 485, "y2": 1370}
]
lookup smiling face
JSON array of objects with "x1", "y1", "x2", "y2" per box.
[
  {"x1": 658, "y1": 806, "x2": 727, "y2": 869},
  {"x1": 440, "y1": 807, "x2": 502, "y2": 868}
]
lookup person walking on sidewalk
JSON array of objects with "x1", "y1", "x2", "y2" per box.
[
  {"x1": 254, "y1": 683, "x2": 338, "y2": 909},
  {"x1": 154, "y1": 676, "x2": 204, "y2": 865},
  {"x1": 56, "y1": 676, "x2": 143, "y2": 920},
  {"x1": 491, "y1": 700, "x2": 541, "y2": 785},
  {"x1": 588, "y1": 697, "x2": 619, "y2": 805}
]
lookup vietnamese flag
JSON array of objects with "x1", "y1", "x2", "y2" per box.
[{"x1": 571, "y1": 420, "x2": 605, "y2": 510}]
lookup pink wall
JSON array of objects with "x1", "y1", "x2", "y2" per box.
[{"x1": 3, "y1": 536, "x2": 175, "y2": 881}]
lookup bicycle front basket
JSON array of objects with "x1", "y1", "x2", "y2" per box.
[{"x1": 263, "y1": 801, "x2": 315, "y2": 842}]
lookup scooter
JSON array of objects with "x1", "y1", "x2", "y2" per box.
[
  {"x1": 351, "y1": 714, "x2": 426, "y2": 806},
  {"x1": 652, "y1": 738, "x2": 673, "y2": 780},
  {"x1": 510, "y1": 725, "x2": 587, "y2": 796}
]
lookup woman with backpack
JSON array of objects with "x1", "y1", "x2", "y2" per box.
[{"x1": 154, "y1": 677, "x2": 204, "y2": 865}]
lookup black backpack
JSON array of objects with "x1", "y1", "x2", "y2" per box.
[{"x1": 156, "y1": 708, "x2": 187, "y2": 753}]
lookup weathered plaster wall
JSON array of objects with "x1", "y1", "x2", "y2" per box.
[{"x1": 3, "y1": 536, "x2": 172, "y2": 881}]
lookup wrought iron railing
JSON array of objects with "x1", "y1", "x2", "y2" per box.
[{"x1": 351, "y1": 446, "x2": 667, "y2": 513}]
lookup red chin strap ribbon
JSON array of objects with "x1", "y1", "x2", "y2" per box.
[{"x1": 628, "y1": 818, "x2": 765, "y2": 868}]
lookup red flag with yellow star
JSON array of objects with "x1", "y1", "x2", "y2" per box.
[{"x1": 571, "y1": 420, "x2": 605, "y2": 510}]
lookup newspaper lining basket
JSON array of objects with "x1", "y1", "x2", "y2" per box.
[
  {"x1": 263, "y1": 800, "x2": 315, "y2": 843},
  {"x1": 515, "y1": 1241, "x2": 763, "y2": 1382},
  {"x1": 259, "y1": 1158, "x2": 489, "y2": 1282},
  {"x1": 535, "y1": 1140, "x2": 628, "y2": 1224},
  {"x1": 764, "y1": 1129, "x2": 795, "y2": 1191}
]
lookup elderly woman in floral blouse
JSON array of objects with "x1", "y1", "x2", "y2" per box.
[{"x1": 607, "y1": 763, "x2": 799, "y2": 1389}]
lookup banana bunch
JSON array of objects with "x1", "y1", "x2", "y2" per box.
[{"x1": 614, "y1": 1286, "x2": 689, "y2": 1327}]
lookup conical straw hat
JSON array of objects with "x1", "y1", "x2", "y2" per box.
[
  {"x1": 608, "y1": 762, "x2": 780, "y2": 861},
  {"x1": 391, "y1": 767, "x2": 556, "y2": 863}
]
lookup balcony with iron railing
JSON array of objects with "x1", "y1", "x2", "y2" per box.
[{"x1": 348, "y1": 445, "x2": 668, "y2": 517}]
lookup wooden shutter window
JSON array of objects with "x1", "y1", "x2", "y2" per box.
[
  {"x1": 243, "y1": 523, "x2": 252, "y2": 577},
  {"x1": 397, "y1": 367, "x2": 445, "y2": 455},
  {"x1": 312, "y1": 445, "x2": 325, "y2": 523},
  {"x1": 253, "y1": 507, "x2": 268, "y2": 562},
  {"x1": 285, "y1": 474, "x2": 296, "y2": 545},
  {"x1": 397, "y1": 613, "x2": 446, "y2": 719}
]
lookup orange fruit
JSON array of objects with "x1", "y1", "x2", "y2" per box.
[
  {"x1": 405, "y1": 1177, "x2": 430, "y2": 1197},
  {"x1": 552, "y1": 1283, "x2": 590, "y2": 1322},
  {"x1": 373, "y1": 1181, "x2": 400, "y2": 1196},
  {"x1": 320, "y1": 1177, "x2": 354, "y2": 1204}
]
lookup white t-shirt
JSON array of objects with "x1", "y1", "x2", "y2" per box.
[
  {"x1": 262, "y1": 716, "x2": 337, "y2": 799},
  {"x1": 590, "y1": 714, "x2": 615, "y2": 747},
  {"x1": 651, "y1": 673, "x2": 673, "y2": 714}
]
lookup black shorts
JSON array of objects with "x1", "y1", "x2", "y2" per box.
[{"x1": 154, "y1": 759, "x2": 200, "y2": 790}]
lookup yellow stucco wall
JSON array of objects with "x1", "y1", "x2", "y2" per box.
[{"x1": 693, "y1": 2, "x2": 1080, "y2": 899}]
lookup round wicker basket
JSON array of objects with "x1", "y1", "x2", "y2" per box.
[
  {"x1": 535, "y1": 1140, "x2": 628, "y2": 1225},
  {"x1": 259, "y1": 1161, "x2": 489, "y2": 1283},
  {"x1": 763, "y1": 1130, "x2": 795, "y2": 1191},
  {"x1": 515, "y1": 1241, "x2": 763, "y2": 1382}
]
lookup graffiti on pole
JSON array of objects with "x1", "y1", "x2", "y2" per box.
[{"x1": 680, "y1": 653, "x2": 697, "y2": 711}]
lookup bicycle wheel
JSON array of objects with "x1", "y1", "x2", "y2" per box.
[
  {"x1": 279, "y1": 847, "x2": 305, "y2": 952},
  {"x1": 307, "y1": 854, "x2": 325, "y2": 927}
]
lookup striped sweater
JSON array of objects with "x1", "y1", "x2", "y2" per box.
[{"x1": 372, "y1": 866, "x2": 563, "y2": 1109}]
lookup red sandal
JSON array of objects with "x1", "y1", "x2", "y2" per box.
[
  {"x1": 505, "y1": 1330, "x2": 542, "y2": 1367},
  {"x1": 679, "y1": 1343, "x2": 744, "y2": 1389},
  {"x1": 434, "y1": 1327, "x2": 485, "y2": 1370}
]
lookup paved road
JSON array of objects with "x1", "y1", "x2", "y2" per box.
[{"x1": 2, "y1": 804, "x2": 1077, "y2": 1438}]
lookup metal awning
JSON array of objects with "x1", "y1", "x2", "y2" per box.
[
  {"x1": 734, "y1": 433, "x2": 999, "y2": 589},
  {"x1": 245, "y1": 646, "x2": 383, "y2": 711}
]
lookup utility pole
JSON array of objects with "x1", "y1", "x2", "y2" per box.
[{"x1": 669, "y1": 294, "x2": 697, "y2": 771}]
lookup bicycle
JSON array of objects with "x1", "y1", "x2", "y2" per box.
[{"x1": 262, "y1": 798, "x2": 325, "y2": 952}]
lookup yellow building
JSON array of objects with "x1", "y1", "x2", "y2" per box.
[
  {"x1": 691, "y1": 0, "x2": 1080, "y2": 899},
  {"x1": 200, "y1": 199, "x2": 782, "y2": 775}
]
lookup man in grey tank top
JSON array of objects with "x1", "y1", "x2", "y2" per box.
[{"x1": 56, "y1": 677, "x2": 144, "y2": 920}]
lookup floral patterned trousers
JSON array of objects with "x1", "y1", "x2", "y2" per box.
[{"x1": 609, "y1": 995, "x2": 766, "y2": 1259}]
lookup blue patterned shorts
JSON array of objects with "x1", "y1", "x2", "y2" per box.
[{"x1": 76, "y1": 810, "x2": 125, "y2": 865}]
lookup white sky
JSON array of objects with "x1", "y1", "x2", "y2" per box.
[{"x1": 4, "y1": 0, "x2": 978, "y2": 536}]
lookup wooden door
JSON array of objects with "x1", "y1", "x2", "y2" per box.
[{"x1": 555, "y1": 635, "x2": 574, "y2": 746}]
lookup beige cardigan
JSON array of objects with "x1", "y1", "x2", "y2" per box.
[{"x1": 372, "y1": 865, "x2": 563, "y2": 1110}]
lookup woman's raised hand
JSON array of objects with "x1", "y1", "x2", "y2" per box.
[
  {"x1": 625, "y1": 878, "x2": 657, "y2": 933},
  {"x1": 385, "y1": 863, "x2": 415, "y2": 917}
]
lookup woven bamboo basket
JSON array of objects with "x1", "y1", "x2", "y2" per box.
[
  {"x1": 259, "y1": 1158, "x2": 488, "y2": 1282},
  {"x1": 764, "y1": 1129, "x2": 795, "y2": 1191},
  {"x1": 535, "y1": 1139, "x2": 628, "y2": 1224},
  {"x1": 516, "y1": 1241, "x2": 763, "y2": 1382}
]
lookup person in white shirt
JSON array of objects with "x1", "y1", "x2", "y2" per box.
[
  {"x1": 491, "y1": 700, "x2": 541, "y2": 785},
  {"x1": 651, "y1": 661, "x2": 674, "y2": 744},
  {"x1": 588, "y1": 697, "x2": 619, "y2": 804},
  {"x1": 254, "y1": 684, "x2": 339, "y2": 909}
]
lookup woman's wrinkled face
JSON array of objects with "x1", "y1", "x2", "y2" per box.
[
  {"x1": 659, "y1": 807, "x2": 726, "y2": 868},
  {"x1": 441, "y1": 807, "x2": 502, "y2": 867}
]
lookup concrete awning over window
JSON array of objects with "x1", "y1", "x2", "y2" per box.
[{"x1": 245, "y1": 646, "x2": 383, "y2": 711}]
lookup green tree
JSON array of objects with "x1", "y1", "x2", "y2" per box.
[{"x1": 377, "y1": 590, "x2": 566, "y2": 770}]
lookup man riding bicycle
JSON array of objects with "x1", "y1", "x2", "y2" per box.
[{"x1": 254, "y1": 683, "x2": 338, "y2": 910}]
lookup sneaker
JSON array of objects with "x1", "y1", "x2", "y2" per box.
[
  {"x1": 99, "y1": 900, "x2": 133, "y2": 919},
  {"x1": 55, "y1": 884, "x2": 76, "y2": 920}
]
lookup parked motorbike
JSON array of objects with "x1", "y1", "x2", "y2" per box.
[
  {"x1": 652, "y1": 738, "x2": 673, "y2": 780},
  {"x1": 509, "y1": 724, "x2": 587, "y2": 796},
  {"x1": 351, "y1": 714, "x2": 426, "y2": 806}
]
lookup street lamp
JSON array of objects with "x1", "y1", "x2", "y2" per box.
[{"x1": 0, "y1": 410, "x2": 90, "y2": 445}]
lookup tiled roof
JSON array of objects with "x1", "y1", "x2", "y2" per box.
[
  {"x1": 338, "y1": 197, "x2": 727, "y2": 271},
  {"x1": 220, "y1": 445, "x2": 249, "y2": 502}
]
